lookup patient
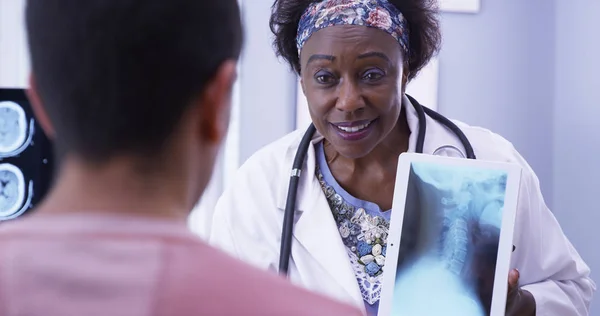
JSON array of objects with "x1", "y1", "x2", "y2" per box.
[{"x1": 0, "y1": 1, "x2": 362, "y2": 315}]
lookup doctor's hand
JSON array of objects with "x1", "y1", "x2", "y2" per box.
[{"x1": 505, "y1": 269, "x2": 536, "y2": 316}]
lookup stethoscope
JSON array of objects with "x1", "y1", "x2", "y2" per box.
[{"x1": 278, "y1": 94, "x2": 477, "y2": 276}]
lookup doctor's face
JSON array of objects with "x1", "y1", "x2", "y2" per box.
[{"x1": 299, "y1": 25, "x2": 406, "y2": 159}]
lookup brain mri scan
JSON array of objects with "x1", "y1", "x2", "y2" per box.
[
  {"x1": 0, "y1": 89, "x2": 54, "y2": 222},
  {"x1": 0, "y1": 101, "x2": 32, "y2": 156},
  {"x1": 0, "y1": 163, "x2": 30, "y2": 219}
]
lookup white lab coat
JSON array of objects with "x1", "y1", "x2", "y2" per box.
[{"x1": 209, "y1": 96, "x2": 595, "y2": 315}]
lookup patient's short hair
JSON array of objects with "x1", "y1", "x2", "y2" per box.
[{"x1": 26, "y1": 0, "x2": 243, "y2": 164}]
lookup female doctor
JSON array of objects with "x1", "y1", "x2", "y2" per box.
[{"x1": 209, "y1": 0, "x2": 595, "y2": 315}]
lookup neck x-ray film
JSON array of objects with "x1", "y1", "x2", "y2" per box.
[{"x1": 378, "y1": 153, "x2": 521, "y2": 316}]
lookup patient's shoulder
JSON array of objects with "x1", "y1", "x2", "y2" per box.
[{"x1": 160, "y1": 241, "x2": 362, "y2": 316}]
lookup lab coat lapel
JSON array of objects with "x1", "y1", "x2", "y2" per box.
[
  {"x1": 403, "y1": 95, "x2": 467, "y2": 157},
  {"x1": 276, "y1": 129, "x2": 364, "y2": 308}
]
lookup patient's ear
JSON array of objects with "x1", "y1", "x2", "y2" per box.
[
  {"x1": 195, "y1": 60, "x2": 237, "y2": 145},
  {"x1": 26, "y1": 74, "x2": 55, "y2": 139}
]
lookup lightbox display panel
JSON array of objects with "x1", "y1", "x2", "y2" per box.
[{"x1": 0, "y1": 88, "x2": 54, "y2": 221}]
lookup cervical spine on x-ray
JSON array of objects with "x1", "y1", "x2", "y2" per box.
[{"x1": 0, "y1": 101, "x2": 34, "y2": 157}]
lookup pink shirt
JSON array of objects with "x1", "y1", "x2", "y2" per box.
[{"x1": 0, "y1": 214, "x2": 363, "y2": 316}]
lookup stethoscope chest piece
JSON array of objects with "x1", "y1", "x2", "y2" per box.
[{"x1": 432, "y1": 145, "x2": 466, "y2": 158}]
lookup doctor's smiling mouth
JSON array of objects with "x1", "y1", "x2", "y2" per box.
[{"x1": 330, "y1": 118, "x2": 378, "y2": 141}]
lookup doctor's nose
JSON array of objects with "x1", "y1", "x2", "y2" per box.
[{"x1": 335, "y1": 80, "x2": 365, "y2": 113}]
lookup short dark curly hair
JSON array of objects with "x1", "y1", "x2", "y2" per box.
[{"x1": 269, "y1": 0, "x2": 441, "y2": 81}]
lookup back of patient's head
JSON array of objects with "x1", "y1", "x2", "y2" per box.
[{"x1": 25, "y1": 0, "x2": 243, "y2": 165}]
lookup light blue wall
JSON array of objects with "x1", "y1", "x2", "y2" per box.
[
  {"x1": 436, "y1": 0, "x2": 555, "y2": 203},
  {"x1": 438, "y1": 1, "x2": 599, "y2": 313},
  {"x1": 554, "y1": 1, "x2": 600, "y2": 314},
  {"x1": 238, "y1": 0, "x2": 297, "y2": 163}
]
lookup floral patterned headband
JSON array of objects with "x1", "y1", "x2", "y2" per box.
[{"x1": 295, "y1": 0, "x2": 410, "y2": 56}]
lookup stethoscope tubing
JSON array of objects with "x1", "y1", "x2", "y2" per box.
[{"x1": 278, "y1": 95, "x2": 476, "y2": 276}]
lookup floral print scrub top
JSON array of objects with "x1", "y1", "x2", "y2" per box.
[{"x1": 315, "y1": 141, "x2": 392, "y2": 316}]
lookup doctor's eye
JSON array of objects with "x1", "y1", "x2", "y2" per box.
[
  {"x1": 314, "y1": 70, "x2": 336, "y2": 85},
  {"x1": 361, "y1": 69, "x2": 385, "y2": 82}
]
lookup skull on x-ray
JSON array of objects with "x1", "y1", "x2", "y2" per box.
[
  {"x1": 0, "y1": 100, "x2": 36, "y2": 220},
  {"x1": 0, "y1": 101, "x2": 32, "y2": 156},
  {"x1": 0, "y1": 163, "x2": 30, "y2": 219}
]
